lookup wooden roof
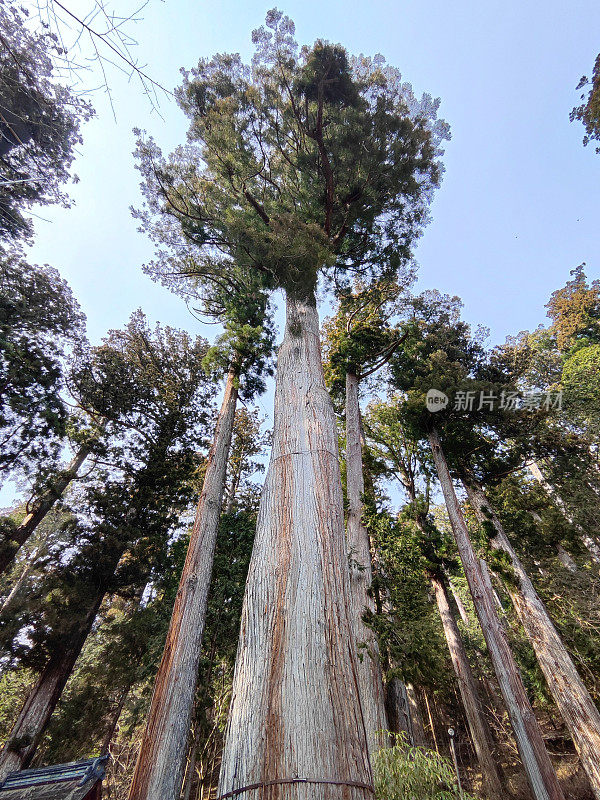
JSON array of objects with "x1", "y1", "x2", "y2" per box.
[{"x1": 0, "y1": 757, "x2": 107, "y2": 800}]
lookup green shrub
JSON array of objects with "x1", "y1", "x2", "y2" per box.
[{"x1": 373, "y1": 733, "x2": 473, "y2": 800}]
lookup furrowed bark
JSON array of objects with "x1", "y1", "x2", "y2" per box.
[
  {"x1": 0, "y1": 442, "x2": 93, "y2": 576},
  {"x1": 527, "y1": 461, "x2": 600, "y2": 565},
  {"x1": 464, "y1": 478, "x2": 600, "y2": 800},
  {"x1": 128, "y1": 364, "x2": 240, "y2": 800},
  {"x1": 0, "y1": 595, "x2": 104, "y2": 778},
  {"x1": 384, "y1": 678, "x2": 412, "y2": 742},
  {"x1": 405, "y1": 684, "x2": 428, "y2": 747},
  {"x1": 345, "y1": 371, "x2": 388, "y2": 757},
  {"x1": 218, "y1": 292, "x2": 372, "y2": 800},
  {"x1": 428, "y1": 427, "x2": 564, "y2": 800},
  {"x1": 430, "y1": 572, "x2": 504, "y2": 800}
]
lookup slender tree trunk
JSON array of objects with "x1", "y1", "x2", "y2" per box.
[
  {"x1": 464, "y1": 478, "x2": 600, "y2": 800},
  {"x1": 527, "y1": 461, "x2": 600, "y2": 564},
  {"x1": 358, "y1": 410, "x2": 410, "y2": 742},
  {"x1": 128, "y1": 364, "x2": 240, "y2": 800},
  {"x1": 218, "y1": 292, "x2": 372, "y2": 800},
  {"x1": 423, "y1": 692, "x2": 439, "y2": 755},
  {"x1": 414, "y1": 510, "x2": 500, "y2": 792},
  {"x1": 345, "y1": 371, "x2": 388, "y2": 756},
  {"x1": 181, "y1": 741, "x2": 198, "y2": 800},
  {"x1": 100, "y1": 684, "x2": 131, "y2": 755},
  {"x1": 430, "y1": 572, "x2": 504, "y2": 800},
  {"x1": 446, "y1": 576, "x2": 471, "y2": 627},
  {"x1": 428, "y1": 427, "x2": 564, "y2": 800},
  {"x1": 556, "y1": 545, "x2": 578, "y2": 574},
  {"x1": 0, "y1": 442, "x2": 93, "y2": 576},
  {"x1": 0, "y1": 595, "x2": 104, "y2": 778},
  {"x1": 0, "y1": 536, "x2": 49, "y2": 617}
]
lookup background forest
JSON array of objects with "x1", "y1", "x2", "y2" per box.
[{"x1": 1, "y1": 3, "x2": 600, "y2": 800}]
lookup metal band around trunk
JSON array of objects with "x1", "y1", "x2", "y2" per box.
[{"x1": 217, "y1": 777, "x2": 375, "y2": 799}]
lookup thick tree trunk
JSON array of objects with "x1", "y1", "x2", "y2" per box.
[
  {"x1": 128, "y1": 364, "x2": 240, "y2": 800},
  {"x1": 384, "y1": 678, "x2": 412, "y2": 742},
  {"x1": 527, "y1": 461, "x2": 600, "y2": 564},
  {"x1": 345, "y1": 371, "x2": 388, "y2": 756},
  {"x1": 464, "y1": 478, "x2": 600, "y2": 800},
  {"x1": 0, "y1": 595, "x2": 103, "y2": 778},
  {"x1": 405, "y1": 684, "x2": 428, "y2": 747},
  {"x1": 430, "y1": 572, "x2": 504, "y2": 800},
  {"x1": 218, "y1": 292, "x2": 372, "y2": 800},
  {"x1": 0, "y1": 442, "x2": 93, "y2": 576},
  {"x1": 428, "y1": 428, "x2": 564, "y2": 800}
]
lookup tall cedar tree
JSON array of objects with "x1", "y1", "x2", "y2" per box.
[
  {"x1": 132, "y1": 11, "x2": 447, "y2": 800},
  {"x1": 384, "y1": 291, "x2": 565, "y2": 800},
  {"x1": 0, "y1": 313, "x2": 216, "y2": 777},
  {"x1": 362, "y1": 401, "x2": 504, "y2": 800},
  {"x1": 128, "y1": 268, "x2": 274, "y2": 800},
  {"x1": 322, "y1": 280, "x2": 412, "y2": 758}
]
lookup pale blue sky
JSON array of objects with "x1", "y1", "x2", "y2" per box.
[
  {"x1": 26, "y1": 0, "x2": 600, "y2": 346},
  {"x1": 5, "y1": 0, "x2": 599, "y2": 506}
]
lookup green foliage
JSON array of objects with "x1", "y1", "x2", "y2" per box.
[
  {"x1": 571, "y1": 53, "x2": 600, "y2": 153},
  {"x1": 135, "y1": 9, "x2": 448, "y2": 306},
  {"x1": 0, "y1": 252, "x2": 85, "y2": 481},
  {"x1": 0, "y1": 313, "x2": 216, "y2": 671},
  {"x1": 201, "y1": 320, "x2": 275, "y2": 400},
  {"x1": 0, "y1": 668, "x2": 34, "y2": 742},
  {"x1": 365, "y1": 506, "x2": 450, "y2": 690},
  {"x1": 222, "y1": 407, "x2": 270, "y2": 508},
  {"x1": 0, "y1": 0, "x2": 93, "y2": 241},
  {"x1": 323, "y1": 278, "x2": 414, "y2": 406},
  {"x1": 546, "y1": 264, "x2": 600, "y2": 353},
  {"x1": 562, "y1": 344, "x2": 600, "y2": 441},
  {"x1": 373, "y1": 733, "x2": 470, "y2": 800}
]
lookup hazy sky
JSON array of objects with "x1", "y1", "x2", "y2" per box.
[{"x1": 6, "y1": 0, "x2": 600, "y2": 505}]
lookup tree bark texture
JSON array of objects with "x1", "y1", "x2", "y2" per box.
[
  {"x1": 556, "y1": 545, "x2": 577, "y2": 574},
  {"x1": 128, "y1": 365, "x2": 239, "y2": 800},
  {"x1": 428, "y1": 427, "x2": 564, "y2": 800},
  {"x1": 384, "y1": 678, "x2": 412, "y2": 742},
  {"x1": 464, "y1": 478, "x2": 600, "y2": 800},
  {"x1": 405, "y1": 684, "x2": 428, "y2": 747},
  {"x1": 345, "y1": 371, "x2": 388, "y2": 757},
  {"x1": 0, "y1": 595, "x2": 104, "y2": 778},
  {"x1": 430, "y1": 572, "x2": 504, "y2": 800},
  {"x1": 0, "y1": 442, "x2": 93, "y2": 576},
  {"x1": 446, "y1": 577, "x2": 471, "y2": 627},
  {"x1": 218, "y1": 293, "x2": 372, "y2": 800}
]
